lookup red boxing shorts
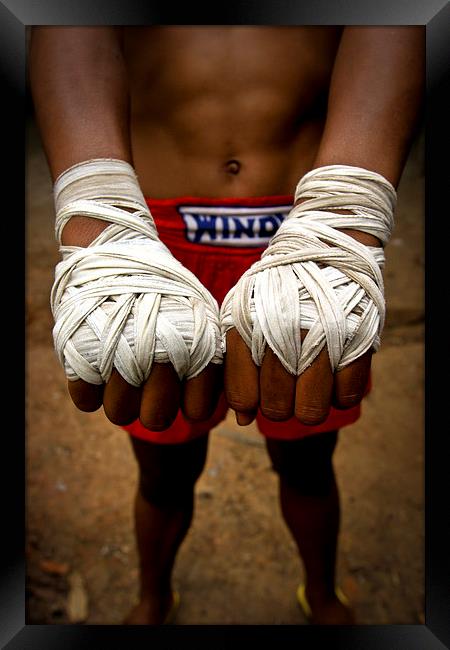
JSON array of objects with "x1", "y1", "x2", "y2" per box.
[{"x1": 123, "y1": 195, "x2": 364, "y2": 444}]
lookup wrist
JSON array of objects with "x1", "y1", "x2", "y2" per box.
[
  {"x1": 293, "y1": 197, "x2": 382, "y2": 247},
  {"x1": 53, "y1": 158, "x2": 157, "y2": 245},
  {"x1": 60, "y1": 215, "x2": 111, "y2": 246},
  {"x1": 291, "y1": 164, "x2": 396, "y2": 247},
  {"x1": 338, "y1": 228, "x2": 381, "y2": 248}
]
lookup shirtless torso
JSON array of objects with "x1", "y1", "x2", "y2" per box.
[{"x1": 122, "y1": 26, "x2": 342, "y2": 198}]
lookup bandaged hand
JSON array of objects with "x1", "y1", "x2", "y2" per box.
[
  {"x1": 51, "y1": 159, "x2": 223, "y2": 428},
  {"x1": 221, "y1": 165, "x2": 396, "y2": 425}
]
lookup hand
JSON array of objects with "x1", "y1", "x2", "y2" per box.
[
  {"x1": 224, "y1": 228, "x2": 379, "y2": 426},
  {"x1": 224, "y1": 328, "x2": 371, "y2": 426},
  {"x1": 59, "y1": 215, "x2": 223, "y2": 429},
  {"x1": 68, "y1": 361, "x2": 223, "y2": 430}
]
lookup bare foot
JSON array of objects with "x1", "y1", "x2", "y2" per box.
[
  {"x1": 123, "y1": 592, "x2": 174, "y2": 625},
  {"x1": 304, "y1": 587, "x2": 356, "y2": 625}
]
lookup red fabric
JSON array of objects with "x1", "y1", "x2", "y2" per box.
[{"x1": 122, "y1": 195, "x2": 366, "y2": 444}]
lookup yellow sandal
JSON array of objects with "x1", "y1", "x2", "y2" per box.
[
  {"x1": 163, "y1": 590, "x2": 181, "y2": 625},
  {"x1": 296, "y1": 583, "x2": 349, "y2": 621}
]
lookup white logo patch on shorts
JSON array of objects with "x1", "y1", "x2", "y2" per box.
[{"x1": 177, "y1": 204, "x2": 292, "y2": 247}]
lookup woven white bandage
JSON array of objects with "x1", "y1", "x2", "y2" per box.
[
  {"x1": 220, "y1": 165, "x2": 397, "y2": 375},
  {"x1": 51, "y1": 159, "x2": 222, "y2": 386}
]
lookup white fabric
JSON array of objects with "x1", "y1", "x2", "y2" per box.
[
  {"x1": 51, "y1": 159, "x2": 222, "y2": 386},
  {"x1": 220, "y1": 165, "x2": 396, "y2": 375}
]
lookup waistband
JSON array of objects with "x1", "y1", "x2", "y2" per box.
[{"x1": 145, "y1": 194, "x2": 294, "y2": 254}]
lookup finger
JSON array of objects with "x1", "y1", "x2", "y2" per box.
[
  {"x1": 182, "y1": 363, "x2": 223, "y2": 422},
  {"x1": 103, "y1": 368, "x2": 142, "y2": 426},
  {"x1": 295, "y1": 332, "x2": 334, "y2": 426},
  {"x1": 260, "y1": 347, "x2": 296, "y2": 421},
  {"x1": 224, "y1": 327, "x2": 259, "y2": 425},
  {"x1": 139, "y1": 362, "x2": 181, "y2": 431},
  {"x1": 333, "y1": 349, "x2": 372, "y2": 410},
  {"x1": 67, "y1": 379, "x2": 104, "y2": 412}
]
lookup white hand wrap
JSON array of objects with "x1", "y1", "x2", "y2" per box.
[
  {"x1": 51, "y1": 159, "x2": 222, "y2": 386},
  {"x1": 220, "y1": 165, "x2": 396, "y2": 375}
]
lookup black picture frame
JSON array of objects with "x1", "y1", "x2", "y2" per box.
[{"x1": 5, "y1": 0, "x2": 449, "y2": 647}]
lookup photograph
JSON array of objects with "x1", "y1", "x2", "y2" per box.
[
  {"x1": 25, "y1": 23, "x2": 425, "y2": 626},
  {"x1": 1, "y1": 2, "x2": 447, "y2": 647}
]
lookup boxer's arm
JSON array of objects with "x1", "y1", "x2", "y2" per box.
[
  {"x1": 29, "y1": 26, "x2": 131, "y2": 247},
  {"x1": 226, "y1": 26, "x2": 425, "y2": 426},
  {"x1": 30, "y1": 27, "x2": 221, "y2": 427},
  {"x1": 305, "y1": 26, "x2": 425, "y2": 414},
  {"x1": 314, "y1": 26, "x2": 424, "y2": 188}
]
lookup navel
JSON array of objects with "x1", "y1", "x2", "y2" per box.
[{"x1": 224, "y1": 159, "x2": 241, "y2": 175}]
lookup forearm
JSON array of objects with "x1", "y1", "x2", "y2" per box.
[
  {"x1": 29, "y1": 27, "x2": 132, "y2": 246},
  {"x1": 29, "y1": 26, "x2": 131, "y2": 178},
  {"x1": 313, "y1": 26, "x2": 425, "y2": 187}
]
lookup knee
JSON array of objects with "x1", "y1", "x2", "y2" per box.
[
  {"x1": 138, "y1": 471, "x2": 193, "y2": 508},
  {"x1": 133, "y1": 436, "x2": 209, "y2": 507},
  {"x1": 138, "y1": 462, "x2": 206, "y2": 507},
  {"x1": 266, "y1": 432, "x2": 338, "y2": 497}
]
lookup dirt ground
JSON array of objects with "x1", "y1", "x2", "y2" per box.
[{"x1": 25, "y1": 116, "x2": 425, "y2": 626}]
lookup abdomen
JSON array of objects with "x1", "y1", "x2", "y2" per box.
[{"x1": 123, "y1": 26, "x2": 341, "y2": 198}]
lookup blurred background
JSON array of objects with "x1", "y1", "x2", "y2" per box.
[{"x1": 25, "y1": 100, "x2": 424, "y2": 624}]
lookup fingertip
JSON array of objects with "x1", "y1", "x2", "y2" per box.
[
  {"x1": 140, "y1": 419, "x2": 172, "y2": 432},
  {"x1": 294, "y1": 404, "x2": 331, "y2": 426},
  {"x1": 67, "y1": 379, "x2": 104, "y2": 413},
  {"x1": 236, "y1": 411, "x2": 257, "y2": 426},
  {"x1": 103, "y1": 369, "x2": 141, "y2": 425},
  {"x1": 294, "y1": 345, "x2": 333, "y2": 426},
  {"x1": 259, "y1": 347, "x2": 296, "y2": 421},
  {"x1": 224, "y1": 327, "x2": 259, "y2": 418},
  {"x1": 182, "y1": 363, "x2": 223, "y2": 421},
  {"x1": 332, "y1": 391, "x2": 363, "y2": 410},
  {"x1": 333, "y1": 352, "x2": 372, "y2": 410},
  {"x1": 139, "y1": 363, "x2": 181, "y2": 430}
]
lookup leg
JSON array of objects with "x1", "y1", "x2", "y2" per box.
[
  {"x1": 124, "y1": 433, "x2": 209, "y2": 625},
  {"x1": 265, "y1": 430, "x2": 355, "y2": 624}
]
